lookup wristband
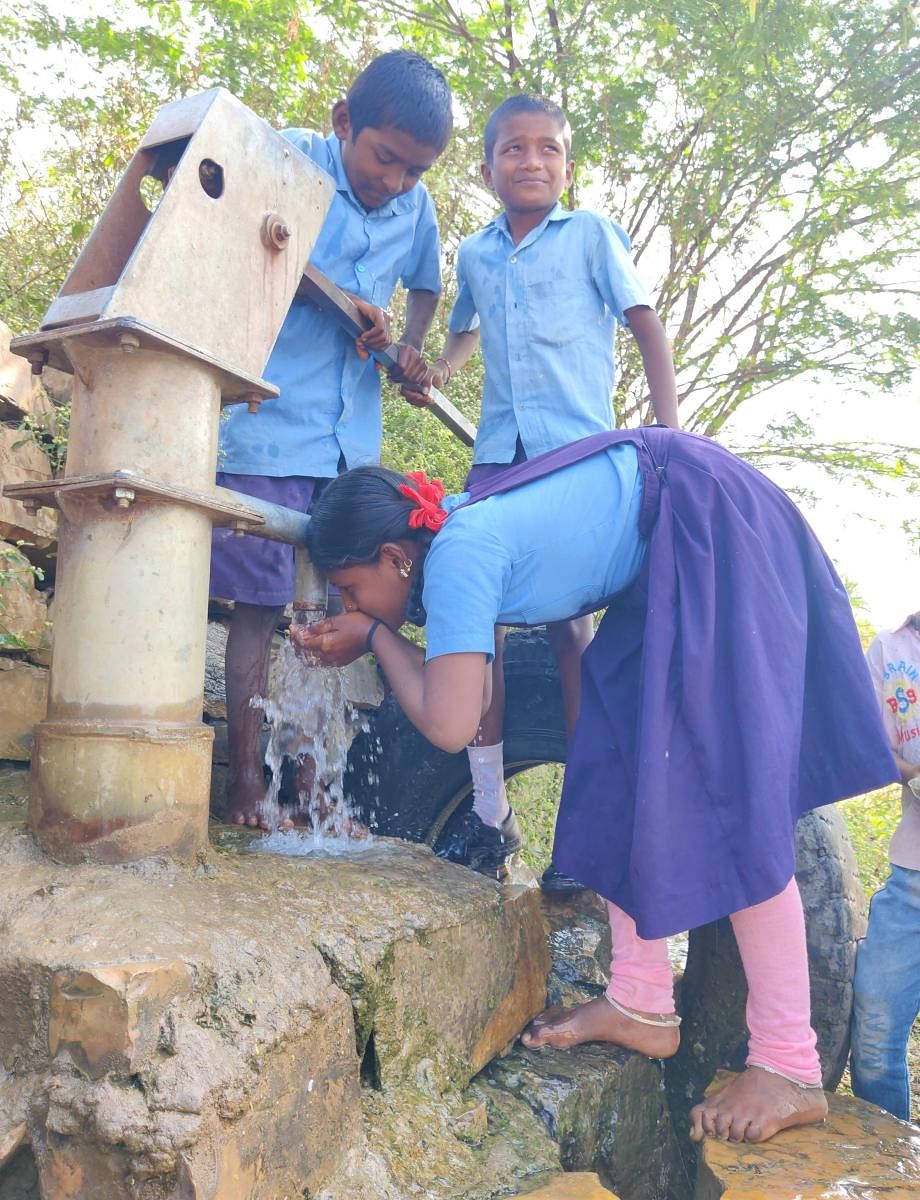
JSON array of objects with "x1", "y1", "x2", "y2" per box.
[{"x1": 365, "y1": 618, "x2": 384, "y2": 655}]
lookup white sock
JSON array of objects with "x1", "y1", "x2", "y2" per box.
[{"x1": 467, "y1": 741, "x2": 510, "y2": 828}]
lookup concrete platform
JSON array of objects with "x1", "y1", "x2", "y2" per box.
[
  {"x1": 0, "y1": 821, "x2": 549, "y2": 1198},
  {"x1": 695, "y1": 1076, "x2": 920, "y2": 1199}
]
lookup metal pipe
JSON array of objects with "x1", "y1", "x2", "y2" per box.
[
  {"x1": 216, "y1": 485, "x2": 328, "y2": 617},
  {"x1": 214, "y1": 486, "x2": 311, "y2": 545}
]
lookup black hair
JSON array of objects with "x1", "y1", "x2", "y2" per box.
[
  {"x1": 307, "y1": 466, "x2": 438, "y2": 624},
  {"x1": 347, "y1": 51, "x2": 453, "y2": 152},
  {"x1": 483, "y1": 93, "x2": 571, "y2": 162}
]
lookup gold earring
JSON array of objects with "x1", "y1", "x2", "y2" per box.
[{"x1": 399, "y1": 558, "x2": 413, "y2": 579}]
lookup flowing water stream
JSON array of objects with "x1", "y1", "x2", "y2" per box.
[{"x1": 252, "y1": 629, "x2": 376, "y2": 856}]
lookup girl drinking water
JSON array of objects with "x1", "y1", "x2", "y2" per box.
[{"x1": 292, "y1": 426, "x2": 897, "y2": 1144}]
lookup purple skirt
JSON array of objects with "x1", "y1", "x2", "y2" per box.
[
  {"x1": 210, "y1": 473, "x2": 320, "y2": 607},
  {"x1": 466, "y1": 428, "x2": 898, "y2": 938}
]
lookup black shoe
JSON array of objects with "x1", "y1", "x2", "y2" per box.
[
  {"x1": 437, "y1": 809, "x2": 523, "y2": 878},
  {"x1": 540, "y1": 863, "x2": 587, "y2": 895}
]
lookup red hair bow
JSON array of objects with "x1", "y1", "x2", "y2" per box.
[{"x1": 399, "y1": 470, "x2": 448, "y2": 532}]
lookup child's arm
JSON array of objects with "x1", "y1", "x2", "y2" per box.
[
  {"x1": 400, "y1": 329, "x2": 481, "y2": 407},
  {"x1": 291, "y1": 613, "x2": 487, "y2": 752},
  {"x1": 349, "y1": 292, "x2": 430, "y2": 392},
  {"x1": 401, "y1": 288, "x2": 439, "y2": 352},
  {"x1": 624, "y1": 305, "x2": 680, "y2": 428},
  {"x1": 388, "y1": 288, "x2": 440, "y2": 392}
]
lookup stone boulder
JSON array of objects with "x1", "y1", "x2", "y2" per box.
[
  {"x1": 0, "y1": 543, "x2": 49, "y2": 653},
  {"x1": 0, "y1": 425, "x2": 56, "y2": 550},
  {"x1": 0, "y1": 824, "x2": 549, "y2": 1198},
  {"x1": 0, "y1": 660, "x2": 47, "y2": 761},
  {"x1": 695, "y1": 1076, "x2": 920, "y2": 1199}
]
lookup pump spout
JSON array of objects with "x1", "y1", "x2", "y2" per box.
[{"x1": 293, "y1": 544, "x2": 328, "y2": 626}]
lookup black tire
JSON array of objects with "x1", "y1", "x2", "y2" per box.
[
  {"x1": 347, "y1": 629, "x2": 863, "y2": 1090},
  {"x1": 346, "y1": 629, "x2": 565, "y2": 846}
]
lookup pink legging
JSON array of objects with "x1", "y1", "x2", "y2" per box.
[{"x1": 606, "y1": 877, "x2": 821, "y2": 1086}]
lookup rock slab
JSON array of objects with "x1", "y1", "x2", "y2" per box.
[
  {"x1": 514, "y1": 1174, "x2": 619, "y2": 1198},
  {"x1": 0, "y1": 826, "x2": 549, "y2": 1198},
  {"x1": 694, "y1": 1078, "x2": 920, "y2": 1199},
  {"x1": 487, "y1": 1041, "x2": 683, "y2": 1200}
]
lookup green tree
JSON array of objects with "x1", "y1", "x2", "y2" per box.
[{"x1": 1, "y1": 0, "x2": 917, "y2": 484}]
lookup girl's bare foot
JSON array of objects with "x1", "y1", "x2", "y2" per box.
[
  {"x1": 521, "y1": 997, "x2": 680, "y2": 1059},
  {"x1": 689, "y1": 1067, "x2": 828, "y2": 1143}
]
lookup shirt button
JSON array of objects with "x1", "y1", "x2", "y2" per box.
[{"x1": 509, "y1": 256, "x2": 517, "y2": 263}]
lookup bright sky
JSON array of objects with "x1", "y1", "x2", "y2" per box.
[{"x1": 723, "y1": 384, "x2": 919, "y2": 629}]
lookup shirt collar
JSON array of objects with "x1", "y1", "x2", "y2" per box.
[
  {"x1": 326, "y1": 132, "x2": 400, "y2": 218},
  {"x1": 490, "y1": 201, "x2": 573, "y2": 248}
]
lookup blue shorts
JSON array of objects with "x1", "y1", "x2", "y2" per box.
[{"x1": 210, "y1": 472, "x2": 326, "y2": 607}]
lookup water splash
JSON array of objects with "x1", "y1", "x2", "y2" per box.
[
  {"x1": 253, "y1": 628, "x2": 372, "y2": 849},
  {"x1": 253, "y1": 828, "x2": 375, "y2": 857}
]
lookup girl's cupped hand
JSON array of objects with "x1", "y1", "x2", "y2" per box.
[{"x1": 290, "y1": 613, "x2": 374, "y2": 668}]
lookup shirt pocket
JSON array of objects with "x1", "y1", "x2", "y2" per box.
[
  {"x1": 524, "y1": 275, "x2": 602, "y2": 347},
  {"x1": 372, "y1": 276, "x2": 400, "y2": 307}
]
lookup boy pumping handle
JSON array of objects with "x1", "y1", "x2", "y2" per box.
[
  {"x1": 292, "y1": 426, "x2": 897, "y2": 1143},
  {"x1": 403, "y1": 95, "x2": 678, "y2": 885},
  {"x1": 210, "y1": 52, "x2": 452, "y2": 827}
]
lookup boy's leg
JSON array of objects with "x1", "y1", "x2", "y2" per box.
[
  {"x1": 546, "y1": 615, "x2": 595, "y2": 739},
  {"x1": 689, "y1": 877, "x2": 828, "y2": 1143},
  {"x1": 522, "y1": 901, "x2": 680, "y2": 1058},
  {"x1": 850, "y1": 865, "x2": 920, "y2": 1121},
  {"x1": 543, "y1": 616, "x2": 595, "y2": 891},
  {"x1": 224, "y1": 602, "x2": 284, "y2": 826},
  {"x1": 211, "y1": 472, "x2": 318, "y2": 826}
]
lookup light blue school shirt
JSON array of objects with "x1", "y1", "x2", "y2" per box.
[
  {"x1": 449, "y1": 205, "x2": 650, "y2": 465},
  {"x1": 422, "y1": 444, "x2": 646, "y2": 661},
  {"x1": 219, "y1": 130, "x2": 442, "y2": 478}
]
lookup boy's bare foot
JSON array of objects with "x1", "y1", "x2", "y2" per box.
[
  {"x1": 521, "y1": 997, "x2": 680, "y2": 1059},
  {"x1": 688, "y1": 1067, "x2": 828, "y2": 1143},
  {"x1": 225, "y1": 768, "x2": 268, "y2": 829},
  {"x1": 278, "y1": 811, "x2": 371, "y2": 838}
]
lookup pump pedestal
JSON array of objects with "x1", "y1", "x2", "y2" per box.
[{"x1": 5, "y1": 87, "x2": 333, "y2": 862}]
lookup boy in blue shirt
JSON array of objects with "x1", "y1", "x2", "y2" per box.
[
  {"x1": 404, "y1": 94, "x2": 677, "y2": 880},
  {"x1": 212, "y1": 51, "x2": 452, "y2": 826}
]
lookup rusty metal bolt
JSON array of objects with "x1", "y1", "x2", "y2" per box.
[
  {"x1": 113, "y1": 487, "x2": 136, "y2": 509},
  {"x1": 245, "y1": 392, "x2": 262, "y2": 414},
  {"x1": 261, "y1": 212, "x2": 292, "y2": 251},
  {"x1": 119, "y1": 333, "x2": 141, "y2": 354},
  {"x1": 27, "y1": 349, "x2": 48, "y2": 377}
]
